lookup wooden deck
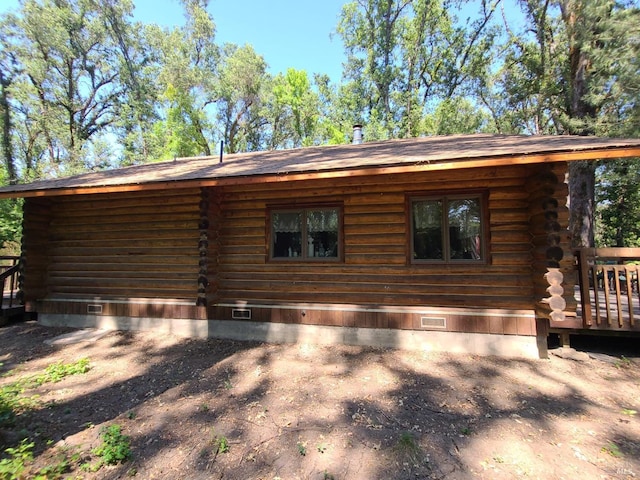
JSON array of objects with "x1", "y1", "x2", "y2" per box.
[
  {"x1": 554, "y1": 248, "x2": 640, "y2": 334},
  {"x1": 574, "y1": 284, "x2": 640, "y2": 330},
  {"x1": 0, "y1": 256, "x2": 24, "y2": 324}
]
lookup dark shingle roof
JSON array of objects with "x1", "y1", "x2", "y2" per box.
[{"x1": 2, "y1": 134, "x2": 640, "y2": 198}]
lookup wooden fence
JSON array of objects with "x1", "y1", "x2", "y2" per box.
[
  {"x1": 575, "y1": 248, "x2": 640, "y2": 329},
  {"x1": 0, "y1": 256, "x2": 20, "y2": 310}
]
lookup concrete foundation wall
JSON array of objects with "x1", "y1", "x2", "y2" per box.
[{"x1": 38, "y1": 314, "x2": 543, "y2": 359}]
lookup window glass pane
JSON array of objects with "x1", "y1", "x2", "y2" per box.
[
  {"x1": 448, "y1": 198, "x2": 482, "y2": 260},
  {"x1": 272, "y1": 211, "x2": 302, "y2": 257},
  {"x1": 307, "y1": 208, "x2": 339, "y2": 258},
  {"x1": 412, "y1": 200, "x2": 443, "y2": 260}
]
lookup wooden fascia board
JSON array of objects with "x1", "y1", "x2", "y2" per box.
[{"x1": 3, "y1": 146, "x2": 640, "y2": 199}]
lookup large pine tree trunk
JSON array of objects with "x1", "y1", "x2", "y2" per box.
[
  {"x1": 562, "y1": 0, "x2": 600, "y2": 248},
  {"x1": 568, "y1": 160, "x2": 595, "y2": 248},
  {"x1": 0, "y1": 70, "x2": 17, "y2": 185}
]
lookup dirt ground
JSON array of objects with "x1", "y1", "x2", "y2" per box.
[{"x1": 0, "y1": 321, "x2": 639, "y2": 480}]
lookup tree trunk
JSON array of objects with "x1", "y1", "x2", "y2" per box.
[
  {"x1": 0, "y1": 70, "x2": 17, "y2": 184},
  {"x1": 568, "y1": 160, "x2": 595, "y2": 248}
]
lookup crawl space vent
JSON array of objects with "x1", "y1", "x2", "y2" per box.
[
  {"x1": 87, "y1": 304, "x2": 103, "y2": 314},
  {"x1": 232, "y1": 308, "x2": 251, "y2": 320},
  {"x1": 420, "y1": 316, "x2": 446, "y2": 329}
]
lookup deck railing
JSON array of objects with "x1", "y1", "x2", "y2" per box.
[
  {"x1": 0, "y1": 256, "x2": 20, "y2": 310},
  {"x1": 575, "y1": 247, "x2": 640, "y2": 328}
]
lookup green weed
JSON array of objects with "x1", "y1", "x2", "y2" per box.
[
  {"x1": 0, "y1": 383, "x2": 39, "y2": 427},
  {"x1": 0, "y1": 358, "x2": 91, "y2": 429},
  {"x1": 206, "y1": 429, "x2": 229, "y2": 456},
  {"x1": 297, "y1": 442, "x2": 307, "y2": 456},
  {"x1": 33, "y1": 358, "x2": 91, "y2": 386},
  {"x1": 0, "y1": 439, "x2": 76, "y2": 480},
  {"x1": 214, "y1": 435, "x2": 229, "y2": 454},
  {"x1": 601, "y1": 442, "x2": 623, "y2": 458},
  {"x1": 0, "y1": 439, "x2": 33, "y2": 479},
  {"x1": 92, "y1": 424, "x2": 132, "y2": 466},
  {"x1": 614, "y1": 356, "x2": 632, "y2": 369}
]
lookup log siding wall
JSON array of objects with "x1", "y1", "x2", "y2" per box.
[
  {"x1": 23, "y1": 164, "x2": 563, "y2": 340},
  {"x1": 22, "y1": 189, "x2": 202, "y2": 307},
  {"x1": 209, "y1": 165, "x2": 543, "y2": 334}
]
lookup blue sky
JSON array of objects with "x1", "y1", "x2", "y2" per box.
[{"x1": 0, "y1": 0, "x2": 348, "y2": 81}]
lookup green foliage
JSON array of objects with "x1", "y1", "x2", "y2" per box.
[
  {"x1": 614, "y1": 356, "x2": 632, "y2": 369},
  {"x1": 596, "y1": 159, "x2": 640, "y2": 247},
  {"x1": 422, "y1": 97, "x2": 493, "y2": 135},
  {"x1": 0, "y1": 440, "x2": 72, "y2": 479},
  {"x1": 0, "y1": 381, "x2": 40, "y2": 428},
  {"x1": 0, "y1": 439, "x2": 33, "y2": 479},
  {"x1": 0, "y1": 383, "x2": 23, "y2": 426},
  {"x1": 33, "y1": 358, "x2": 90, "y2": 386},
  {"x1": 213, "y1": 435, "x2": 229, "y2": 454},
  {"x1": 601, "y1": 441, "x2": 623, "y2": 458},
  {"x1": 31, "y1": 450, "x2": 72, "y2": 479},
  {"x1": 92, "y1": 424, "x2": 132, "y2": 466},
  {"x1": 296, "y1": 441, "x2": 306, "y2": 456},
  {"x1": 336, "y1": 0, "x2": 500, "y2": 139},
  {"x1": 0, "y1": 198, "x2": 22, "y2": 250},
  {"x1": 0, "y1": 358, "x2": 90, "y2": 429},
  {"x1": 271, "y1": 69, "x2": 321, "y2": 148}
]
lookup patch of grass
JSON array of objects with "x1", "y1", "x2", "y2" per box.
[
  {"x1": 92, "y1": 424, "x2": 132, "y2": 466},
  {"x1": 394, "y1": 431, "x2": 420, "y2": 461},
  {"x1": 601, "y1": 441, "x2": 623, "y2": 458}
]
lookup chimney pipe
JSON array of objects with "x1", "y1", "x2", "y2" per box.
[{"x1": 352, "y1": 124, "x2": 363, "y2": 145}]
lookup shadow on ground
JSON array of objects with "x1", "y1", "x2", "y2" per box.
[{"x1": 1, "y1": 322, "x2": 639, "y2": 479}]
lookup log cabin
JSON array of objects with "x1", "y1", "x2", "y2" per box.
[{"x1": 2, "y1": 133, "x2": 640, "y2": 358}]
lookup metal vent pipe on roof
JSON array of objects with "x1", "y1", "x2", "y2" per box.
[{"x1": 352, "y1": 124, "x2": 363, "y2": 144}]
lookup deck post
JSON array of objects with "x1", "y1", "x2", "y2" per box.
[{"x1": 576, "y1": 248, "x2": 593, "y2": 327}]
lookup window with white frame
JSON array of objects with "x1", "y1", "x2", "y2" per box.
[
  {"x1": 410, "y1": 194, "x2": 485, "y2": 263},
  {"x1": 270, "y1": 206, "x2": 341, "y2": 260}
]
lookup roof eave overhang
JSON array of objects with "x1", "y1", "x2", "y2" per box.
[{"x1": 1, "y1": 146, "x2": 639, "y2": 199}]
